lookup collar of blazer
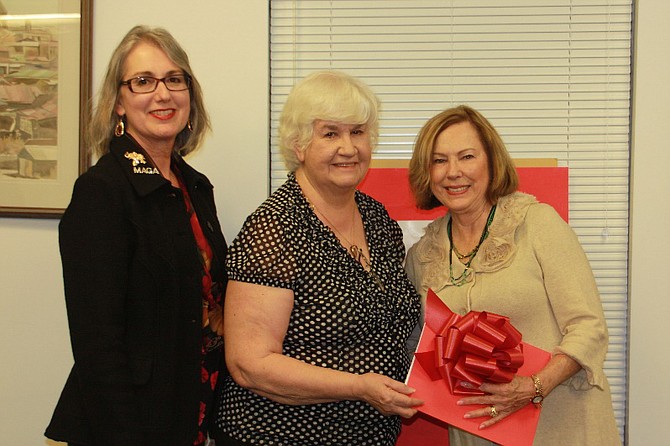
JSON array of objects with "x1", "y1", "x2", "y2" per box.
[{"x1": 108, "y1": 133, "x2": 209, "y2": 198}]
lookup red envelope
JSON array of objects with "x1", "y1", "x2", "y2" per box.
[{"x1": 406, "y1": 290, "x2": 551, "y2": 446}]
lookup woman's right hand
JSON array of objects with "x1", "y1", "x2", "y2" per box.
[{"x1": 358, "y1": 373, "x2": 423, "y2": 418}]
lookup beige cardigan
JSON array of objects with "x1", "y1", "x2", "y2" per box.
[{"x1": 405, "y1": 192, "x2": 621, "y2": 446}]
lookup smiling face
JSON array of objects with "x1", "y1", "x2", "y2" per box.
[
  {"x1": 296, "y1": 119, "x2": 372, "y2": 195},
  {"x1": 430, "y1": 121, "x2": 491, "y2": 216},
  {"x1": 115, "y1": 41, "x2": 190, "y2": 153}
]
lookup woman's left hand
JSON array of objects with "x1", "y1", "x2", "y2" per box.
[
  {"x1": 457, "y1": 354, "x2": 583, "y2": 429},
  {"x1": 457, "y1": 375, "x2": 535, "y2": 429}
]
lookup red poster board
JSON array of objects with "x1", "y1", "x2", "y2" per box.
[
  {"x1": 358, "y1": 166, "x2": 568, "y2": 222},
  {"x1": 359, "y1": 164, "x2": 567, "y2": 444}
]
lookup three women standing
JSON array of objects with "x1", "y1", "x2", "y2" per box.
[{"x1": 44, "y1": 28, "x2": 620, "y2": 446}]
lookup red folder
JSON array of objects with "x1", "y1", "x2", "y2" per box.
[
  {"x1": 396, "y1": 414, "x2": 450, "y2": 446},
  {"x1": 405, "y1": 290, "x2": 551, "y2": 446}
]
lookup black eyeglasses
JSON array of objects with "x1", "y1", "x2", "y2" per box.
[{"x1": 120, "y1": 74, "x2": 191, "y2": 94}]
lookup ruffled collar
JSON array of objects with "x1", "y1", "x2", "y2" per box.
[
  {"x1": 284, "y1": 171, "x2": 397, "y2": 269},
  {"x1": 410, "y1": 192, "x2": 538, "y2": 293}
]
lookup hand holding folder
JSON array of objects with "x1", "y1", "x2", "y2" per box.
[{"x1": 402, "y1": 289, "x2": 551, "y2": 446}]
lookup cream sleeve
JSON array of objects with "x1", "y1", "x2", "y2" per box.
[{"x1": 528, "y1": 204, "x2": 609, "y2": 390}]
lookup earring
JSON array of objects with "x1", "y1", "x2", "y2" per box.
[
  {"x1": 187, "y1": 120, "x2": 193, "y2": 132},
  {"x1": 114, "y1": 118, "x2": 125, "y2": 137}
]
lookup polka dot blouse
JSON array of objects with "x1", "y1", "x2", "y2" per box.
[{"x1": 216, "y1": 173, "x2": 421, "y2": 445}]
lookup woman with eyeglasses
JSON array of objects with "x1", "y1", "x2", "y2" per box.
[
  {"x1": 45, "y1": 26, "x2": 227, "y2": 446},
  {"x1": 211, "y1": 71, "x2": 422, "y2": 446}
]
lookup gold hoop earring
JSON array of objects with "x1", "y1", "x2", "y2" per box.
[
  {"x1": 187, "y1": 120, "x2": 193, "y2": 132},
  {"x1": 114, "y1": 118, "x2": 125, "y2": 137}
]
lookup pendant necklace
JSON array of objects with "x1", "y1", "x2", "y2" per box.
[
  {"x1": 447, "y1": 204, "x2": 497, "y2": 287},
  {"x1": 306, "y1": 193, "x2": 385, "y2": 293}
]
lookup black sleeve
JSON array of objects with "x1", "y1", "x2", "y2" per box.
[{"x1": 59, "y1": 171, "x2": 143, "y2": 445}]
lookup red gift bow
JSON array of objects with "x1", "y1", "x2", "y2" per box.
[{"x1": 415, "y1": 289, "x2": 525, "y2": 395}]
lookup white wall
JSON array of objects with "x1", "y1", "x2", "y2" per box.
[
  {"x1": 0, "y1": 1, "x2": 667, "y2": 445},
  {"x1": 0, "y1": 1, "x2": 268, "y2": 445},
  {"x1": 627, "y1": 0, "x2": 670, "y2": 444}
]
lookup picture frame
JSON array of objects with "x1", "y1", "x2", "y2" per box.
[{"x1": 0, "y1": 0, "x2": 92, "y2": 218}]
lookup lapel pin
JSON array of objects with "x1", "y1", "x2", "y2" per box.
[
  {"x1": 124, "y1": 151, "x2": 159, "y2": 174},
  {"x1": 124, "y1": 151, "x2": 146, "y2": 166}
]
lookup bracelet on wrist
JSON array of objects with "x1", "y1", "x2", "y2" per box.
[{"x1": 530, "y1": 374, "x2": 544, "y2": 408}]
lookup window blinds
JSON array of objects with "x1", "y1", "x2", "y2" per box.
[{"x1": 269, "y1": 1, "x2": 632, "y2": 439}]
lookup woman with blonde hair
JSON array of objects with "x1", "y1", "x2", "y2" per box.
[
  {"x1": 406, "y1": 105, "x2": 621, "y2": 445},
  {"x1": 45, "y1": 25, "x2": 227, "y2": 446}
]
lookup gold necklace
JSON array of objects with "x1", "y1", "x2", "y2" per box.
[
  {"x1": 310, "y1": 199, "x2": 361, "y2": 260},
  {"x1": 306, "y1": 197, "x2": 385, "y2": 293},
  {"x1": 450, "y1": 206, "x2": 489, "y2": 260},
  {"x1": 447, "y1": 205, "x2": 497, "y2": 287},
  {"x1": 300, "y1": 171, "x2": 385, "y2": 291},
  {"x1": 314, "y1": 200, "x2": 357, "y2": 252},
  {"x1": 301, "y1": 172, "x2": 360, "y2": 257},
  {"x1": 453, "y1": 244, "x2": 477, "y2": 260}
]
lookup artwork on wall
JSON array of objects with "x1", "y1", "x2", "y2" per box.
[{"x1": 0, "y1": 0, "x2": 91, "y2": 217}]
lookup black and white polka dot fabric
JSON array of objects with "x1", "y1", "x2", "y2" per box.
[{"x1": 216, "y1": 173, "x2": 421, "y2": 445}]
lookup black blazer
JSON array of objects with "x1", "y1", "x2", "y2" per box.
[{"x1": 45, "y1": 134, "x2": 227, "y2": 446}]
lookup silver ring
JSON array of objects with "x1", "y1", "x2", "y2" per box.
[{"x1": 489, "y1": 406, "x2": 498, "y2": 418}]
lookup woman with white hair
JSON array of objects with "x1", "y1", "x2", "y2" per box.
[{"x1": 213, "y1": 71, "x2": 422, "y2": 446}]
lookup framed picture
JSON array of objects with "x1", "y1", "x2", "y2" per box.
[{"x1": 0, "y1": 0, "x2": 92, "y2": 217}]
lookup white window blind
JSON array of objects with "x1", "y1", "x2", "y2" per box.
[{"x1": 270, "y1": 1, "x2": 632, "y2": 440}]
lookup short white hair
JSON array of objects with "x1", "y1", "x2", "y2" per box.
[{"x1": 278, "y1": 70, "x2": 380, "y2": 172}]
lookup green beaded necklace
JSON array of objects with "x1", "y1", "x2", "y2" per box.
[{"x1": 447, "y1": 204, "x2": 497, "y2": 287}]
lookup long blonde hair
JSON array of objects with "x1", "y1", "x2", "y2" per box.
[{"x1": 88, "y1": 25, "x2": 210, "y2": 158}]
